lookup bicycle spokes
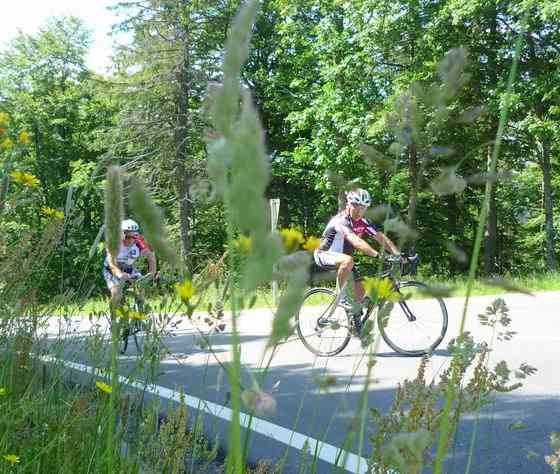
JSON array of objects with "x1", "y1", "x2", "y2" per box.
[
  {"x1": 296, "y1": 288, "x2": 352, "y2": 357},
  {"x1": 378, "y1": 281, "x2": 448, "y2": 355}
]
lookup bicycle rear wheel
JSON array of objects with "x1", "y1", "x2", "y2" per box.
[
  {"x1": 378, "y1": 281, "x2": 448, "y2": 356},
  {"x1": 296, "y1": 288, "x2": 352, "y2": 357}
]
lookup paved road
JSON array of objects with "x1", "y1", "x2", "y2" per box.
[{"x1": 49, "y1": 291, "x2": 560, "y2": 473}]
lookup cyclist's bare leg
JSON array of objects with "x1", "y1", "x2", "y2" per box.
[
  {"x1": 109, "y1": 282, "x2": 123, "y2": 308},
  {"x1": 354, "y1": 279, "x2": 366, "y2": 303},
  {"x1": 336, "y1": 254, "x2": 354, "y2": 294}
]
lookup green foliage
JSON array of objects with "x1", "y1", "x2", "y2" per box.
[
  {"x1": 1, "y1": 0, "x2": 559, "y2": 299},
  {"x1": 370, "y1": 301, "x2": 536, "y2": 473}
]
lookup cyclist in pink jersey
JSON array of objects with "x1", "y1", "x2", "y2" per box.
[
  {"x1": 314, "y1": 188, "x2": 400, "y2": 305},
  {"x1": 103, "y1": 219, "x2": 157, "y2": 302}
]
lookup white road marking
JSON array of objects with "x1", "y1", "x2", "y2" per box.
[{"x1": 41, "y1": 355, "x2": 372, "y2": 474}]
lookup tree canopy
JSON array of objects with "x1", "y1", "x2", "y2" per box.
[{"x1": 1, "y1": 0, "x2": 559, "y2": 298}]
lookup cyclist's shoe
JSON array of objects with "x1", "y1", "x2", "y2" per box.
[
  {"x1": 350, "y1": 314, "x2": 362, "y2": 336},
  {"x1": 339, "y1": 300, "x2": 363, "y2": 336}
]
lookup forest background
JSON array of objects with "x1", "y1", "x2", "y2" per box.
[{"x1": 1, "y1": 0, "x2": 559, "y2": 300}]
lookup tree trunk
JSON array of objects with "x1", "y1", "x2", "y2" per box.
[
  {"x1": 484, "y1": 144, "x2": 498, "y2": 274},
  {"x1": 446, "y1": 194, "x2": 459, "y2": 274},
  {"x1": 484, "y1": 3, "x2": 499, "y2": 275},
  {"x1": 539, "y1": 139, "x2": 557, "y2": 269},
  {"x1": 174, "y1": 18, "x2": 191, "y2": 269},
  {"x1": 407, "y1": 144, "x2": 419, "y2": 253}
]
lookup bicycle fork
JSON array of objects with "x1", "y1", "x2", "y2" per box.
[{"x1": 394, "y1": 283, "x2": 417, "y2": 322}]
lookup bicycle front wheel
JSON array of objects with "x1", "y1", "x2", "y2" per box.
[
  {"x1": 132, "y1": 320, "x2": 148, "y2": 355},
  {"x1": 378, "y1": 281, "x2": 448, "y2": 356},
  {"x1": 296, "y1": 288, "x2": 352, "y2": 357}
]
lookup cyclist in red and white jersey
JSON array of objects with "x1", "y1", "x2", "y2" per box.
[
  {"x1": 314, "y1": 188, "x2": 400, "y2": 305},
  {"x1": 103, "y1": 219, "x2": 157, "y2": 301}
]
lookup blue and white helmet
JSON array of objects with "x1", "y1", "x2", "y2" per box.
[
  {"x1": 121, "y1": 219, "x2": 140, "y2": 232},
  {"x1": 346, "y1": 188, "x2": 372, "y2": 207}
]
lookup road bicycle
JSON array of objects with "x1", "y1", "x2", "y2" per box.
[
  {"x1": 296, "y1": 255, "x2": 448, "y2": 357},
  {"x1": 111, "y1": 273, "x2": 156, "y2": 355}
]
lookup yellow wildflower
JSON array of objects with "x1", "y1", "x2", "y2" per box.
[
  {"x1": 363, "y1": 277, "x2": 401, "y2": 302},
  {"x1": 0, "y1": 112, "x2": 9, "y2": 126},
  {"x1": 18, "y1": 131, "x2": 31, "y2": 144},
  {"x1": 95, "y1": 381, "x2": 113, "y2": 394},
  {"x1": 303, "y1": 236, "x2": 321, "y2": 252},
  {"x1": 0, "y1": 388, "x2": 6, "y2": 396},
  {"x1": 1, "y1": 137, "x2": 14, "y2": 151},
  {"x1": 115, "y1": 307, "x2": 145, "y2": 320},
  {"x1": 3, "y1": 454, "x2": 20, "y2": 465},
  {"x1": 128, "y1": 310, "x2": 147, "y2": 321},
  {"x1": 175, "y1": 279, "x2": 196, "y2": 304},
  {"x1": 10, "y1": 170, "x2": 40, "y2": 188},
  {"x1": 280, "y1": 228, "x2": 304, "y2": 253},
  {"x1": 233, "y1": 235, "x2": 252, "y2": 254},
  {"x1": 41, "y1": 206, "x2": 64, "y2": 220}
]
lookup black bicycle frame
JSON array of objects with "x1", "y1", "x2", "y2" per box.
[{"x1": 359, "y1": 275, "x2": 417, "y2": 326}]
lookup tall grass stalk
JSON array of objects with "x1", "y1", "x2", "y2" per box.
[
  {"x1": 103, "y1": 164, "x2": 125, "y2": 472},
  {"x1": 433, "y1": 16, "x2": 528, "y2": 473},
  {"x1": 207, "y1": 1, "x2": 261, "y2": 472},
  {"x1": 104, "y1": 165, "x2": 123, "y2": 259}
]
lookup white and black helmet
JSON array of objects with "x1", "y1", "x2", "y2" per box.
[
  {"x1": 346, "y1": 188, "x2": 372, "y2": 207},
  {"x1": 121, "y1": 219, "x2": 140, "y2": 232}
]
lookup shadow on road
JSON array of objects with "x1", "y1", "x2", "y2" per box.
[{"x1": 49, "y1": 326, "x2": 555, "y2": 474}]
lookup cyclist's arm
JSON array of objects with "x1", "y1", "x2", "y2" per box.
[
  {"x1": 106, "y1": 251, "x2": 129, "y2": 280},
  {"x1": 142, "y1": 249, "x2": 157, "y2": 274},
  {"x1": 373, "y1": 231, "x2": 400, "y2": 254},
  {"x1": 345, "y1": 233, "x2": 380, "y2": 258},
  {"x1": 135, "y1": 235, "x2": 157, "y2": 275}
]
